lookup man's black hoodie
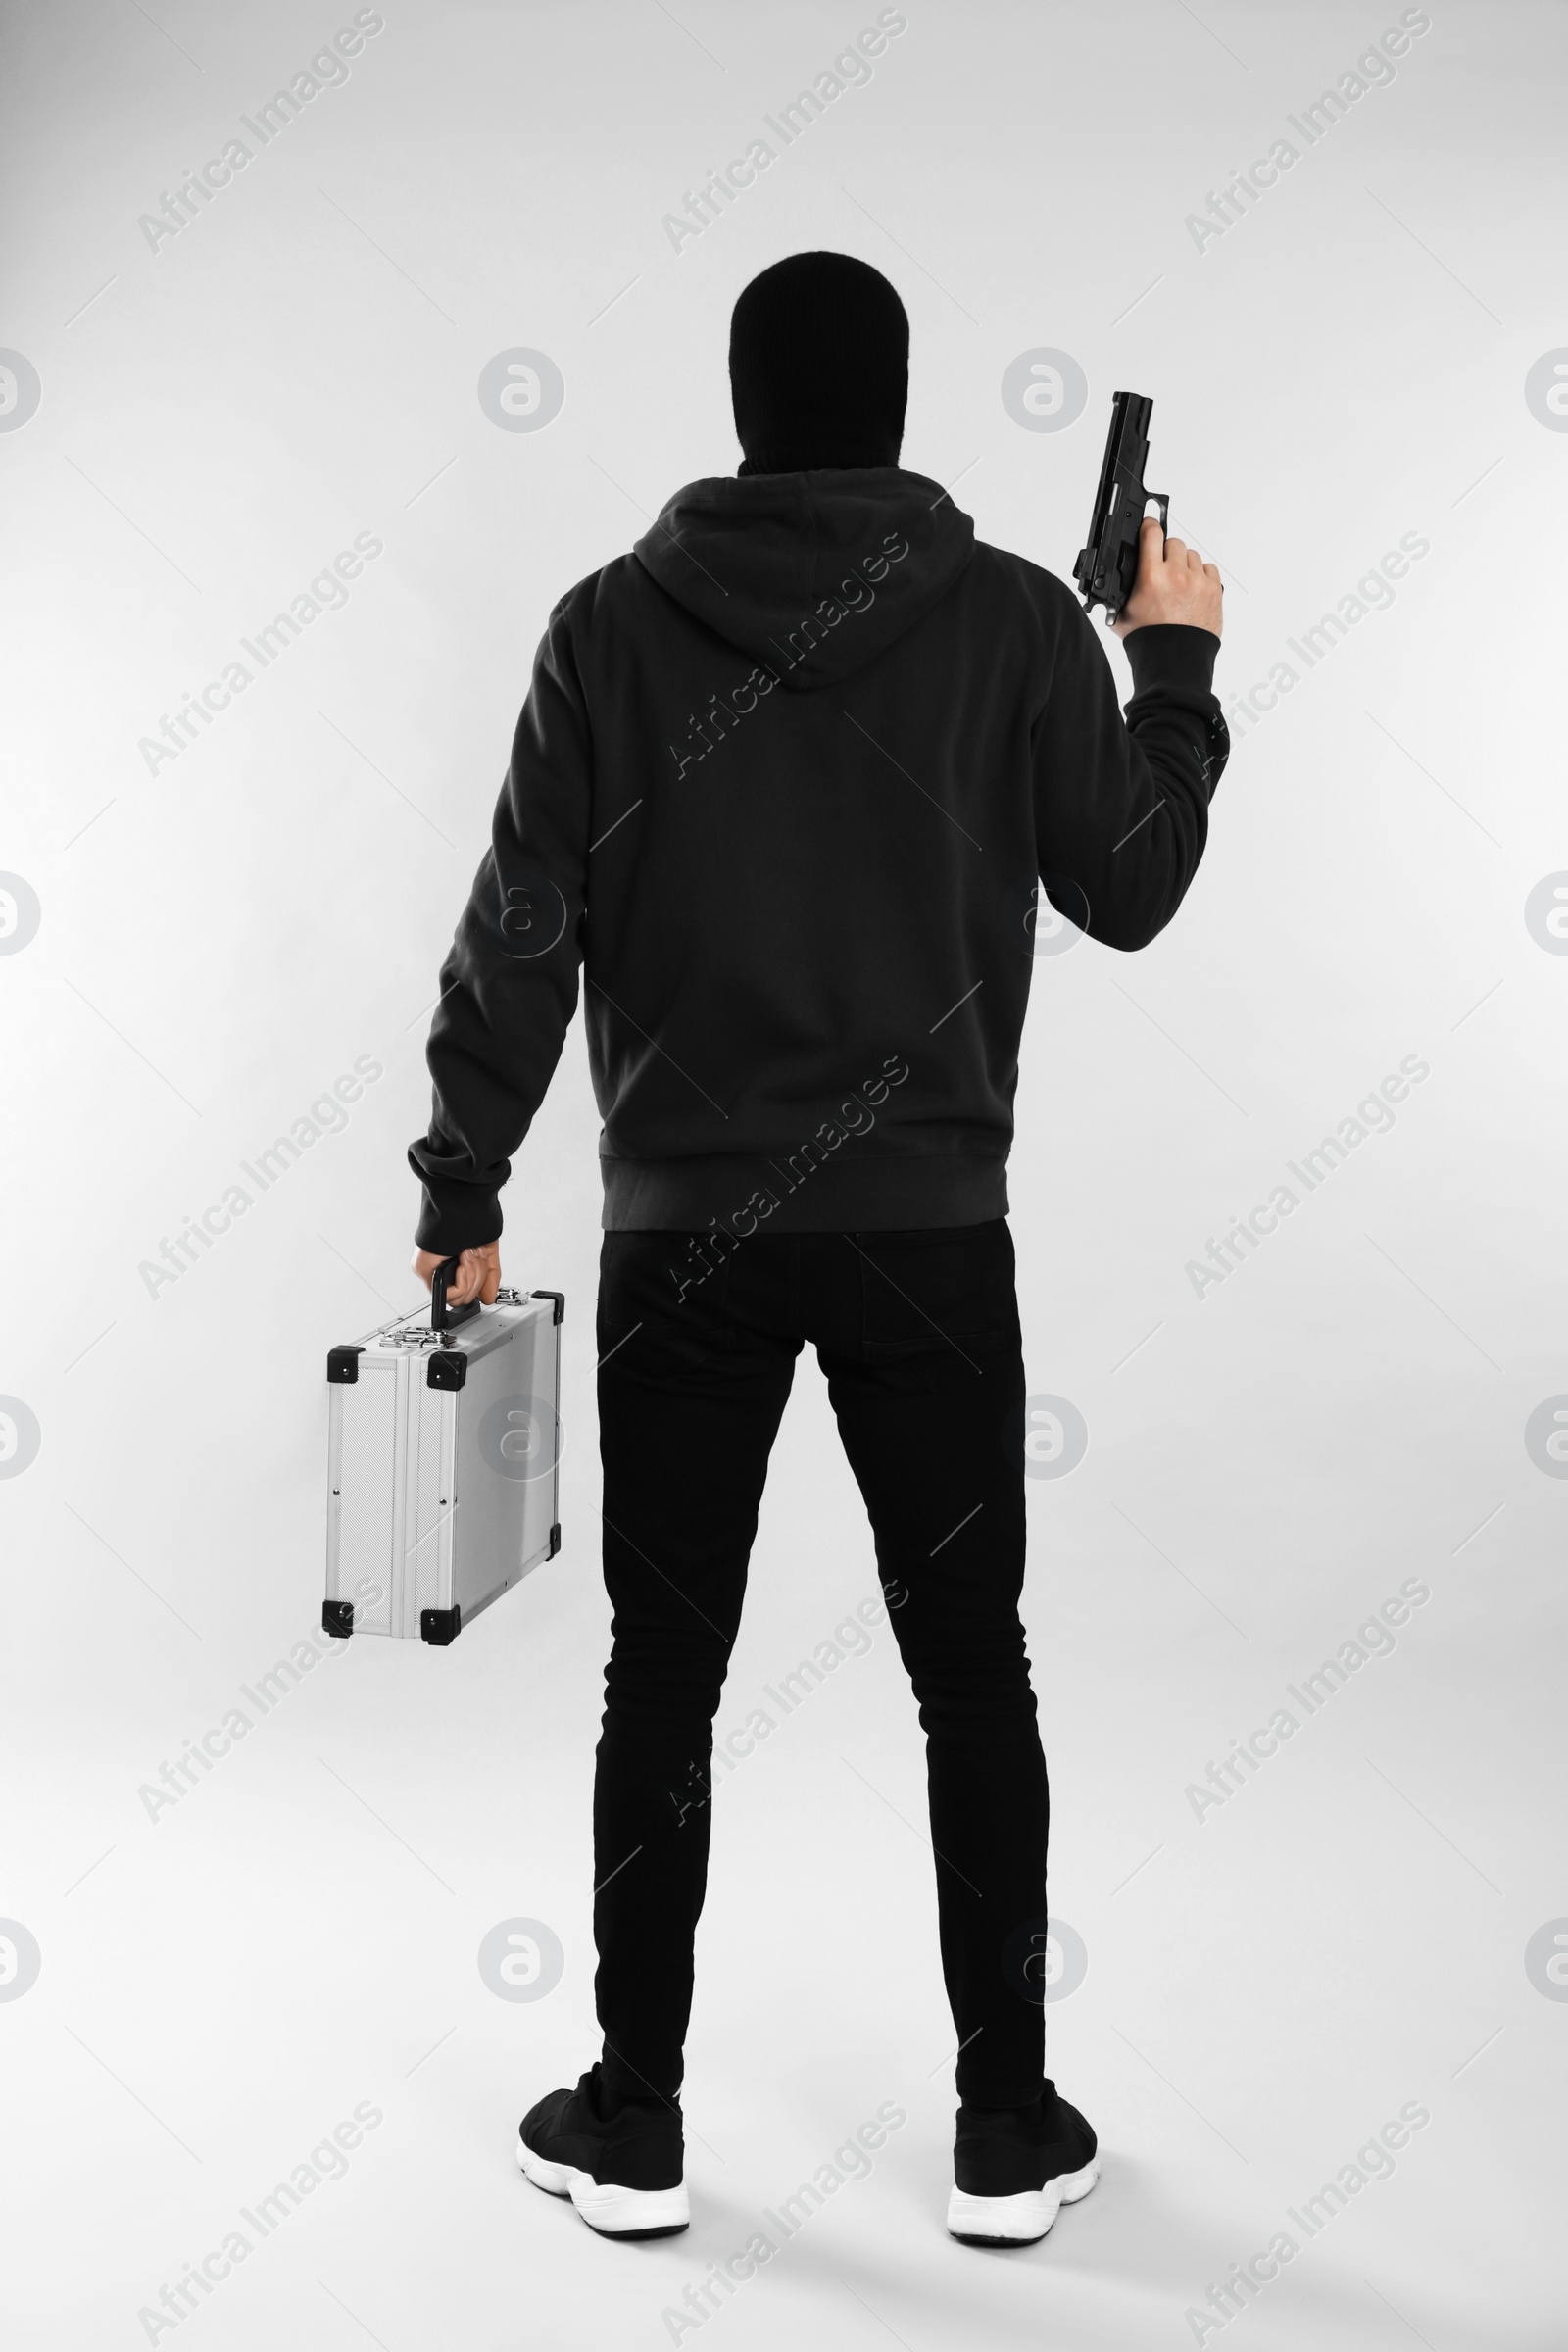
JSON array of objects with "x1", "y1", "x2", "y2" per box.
[{"x1": 409, "y1": 467, "x2": 1228, "y2": 1249}]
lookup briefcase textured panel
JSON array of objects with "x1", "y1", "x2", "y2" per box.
[{"x1": 323, "y1": 1286, "x2": 564, "y2": 1643}]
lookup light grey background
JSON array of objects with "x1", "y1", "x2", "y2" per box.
[{"x1": 2, "y1": 3, "x2": 1564, "y2": 2345}]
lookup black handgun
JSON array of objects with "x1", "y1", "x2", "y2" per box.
[{"x1": 1072, "y1": 390, "x2": 1167, "y2": 624}]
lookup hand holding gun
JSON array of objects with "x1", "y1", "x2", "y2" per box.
[{"x1": 1072, "y1": 390, "x2": 1223, "y2": 642}]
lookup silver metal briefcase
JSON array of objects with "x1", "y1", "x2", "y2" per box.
[{"x1": 322, "y1": 1266, "x2": 564, "y2": 1645}]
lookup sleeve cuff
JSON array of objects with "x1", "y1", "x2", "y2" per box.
[
  {"x1": 1123, "y1": 622, "x2": 1221, "y2": 698},
  {"x1": 409, "y1": 1150, "x2": 503, "y2": 1256}
]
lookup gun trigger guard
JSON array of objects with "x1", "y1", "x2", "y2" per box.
[{"x1": 1151, "y1": 492, "x2": 1169, "y2": 539}]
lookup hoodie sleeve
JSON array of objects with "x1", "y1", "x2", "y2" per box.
[
  {"x1": 407, "y1": 601, "x2": 591, "y2": 1252},
  {"x1": 1030, "y1": 606, "x2": 1228, "y2": 953}
]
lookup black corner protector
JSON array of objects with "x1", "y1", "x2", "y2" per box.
[
  {"x1": 322, "y1": 1599, "x2": 354, "y2": 1639},
  {"x1": 420, "y1": 1605, "x2": 462, "y2": 1645},
  {"x1": 327, "y1": 1345, "x2": 364, "y2": 1384},
  {"x1": 531, "y1": 1289, "x2": 565, "y2": 1325},
  {"x1": 548, "y1": 1521, "x2": 562, "y2": 1558},
  {"x1": 427, "y1": 1349, "x2": 467, "y2": 1390}
]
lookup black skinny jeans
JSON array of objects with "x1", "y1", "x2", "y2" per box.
[{"x1": 593, "y1": 1217, "x2": 1050, "y2": 2109}]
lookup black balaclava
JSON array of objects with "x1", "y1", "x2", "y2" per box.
[{"x1": 729, "y1": 251, "x2": 908, "y2": 476}]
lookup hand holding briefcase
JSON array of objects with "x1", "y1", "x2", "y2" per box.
[{"x1": 323, "y1": 1261, "x2": 564, "y2": 1645}]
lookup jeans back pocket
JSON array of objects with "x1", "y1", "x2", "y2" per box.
[{"x1": 858, "y1": 1220, "x2": 1020, "y2": 1358}]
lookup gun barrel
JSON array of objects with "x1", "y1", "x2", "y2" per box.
[{"x1": 1073, "y1": 389, "x2": 1157, "y2": 617}]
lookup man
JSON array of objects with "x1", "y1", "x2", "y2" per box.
[{"x1": 409, "y1": 251, "x2": 1226, "y2": 2246}]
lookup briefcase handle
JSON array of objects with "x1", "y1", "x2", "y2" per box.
[{"x1": 430, "y1": 1254, "x2": 482, "y2": 1334}]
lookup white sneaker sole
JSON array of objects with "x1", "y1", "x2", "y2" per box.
[
  {"x1": 518, "y1": 2139, "x2": 690, "y2": 2237},
  {"x1": 947, "y1": 2156, "x2": 1100, "y2": 2245}
]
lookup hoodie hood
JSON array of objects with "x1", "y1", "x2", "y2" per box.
[{"x1": 633, "y1": 467, "x2": 974, "y2": 692}]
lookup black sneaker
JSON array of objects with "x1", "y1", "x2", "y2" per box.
[
  {"x1": 947, "y1": 2081, "x2": 1099, "y2": 2244},
  {"x1": 518, "y1": 2064, "x2": 689, "y2": 2237}
]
